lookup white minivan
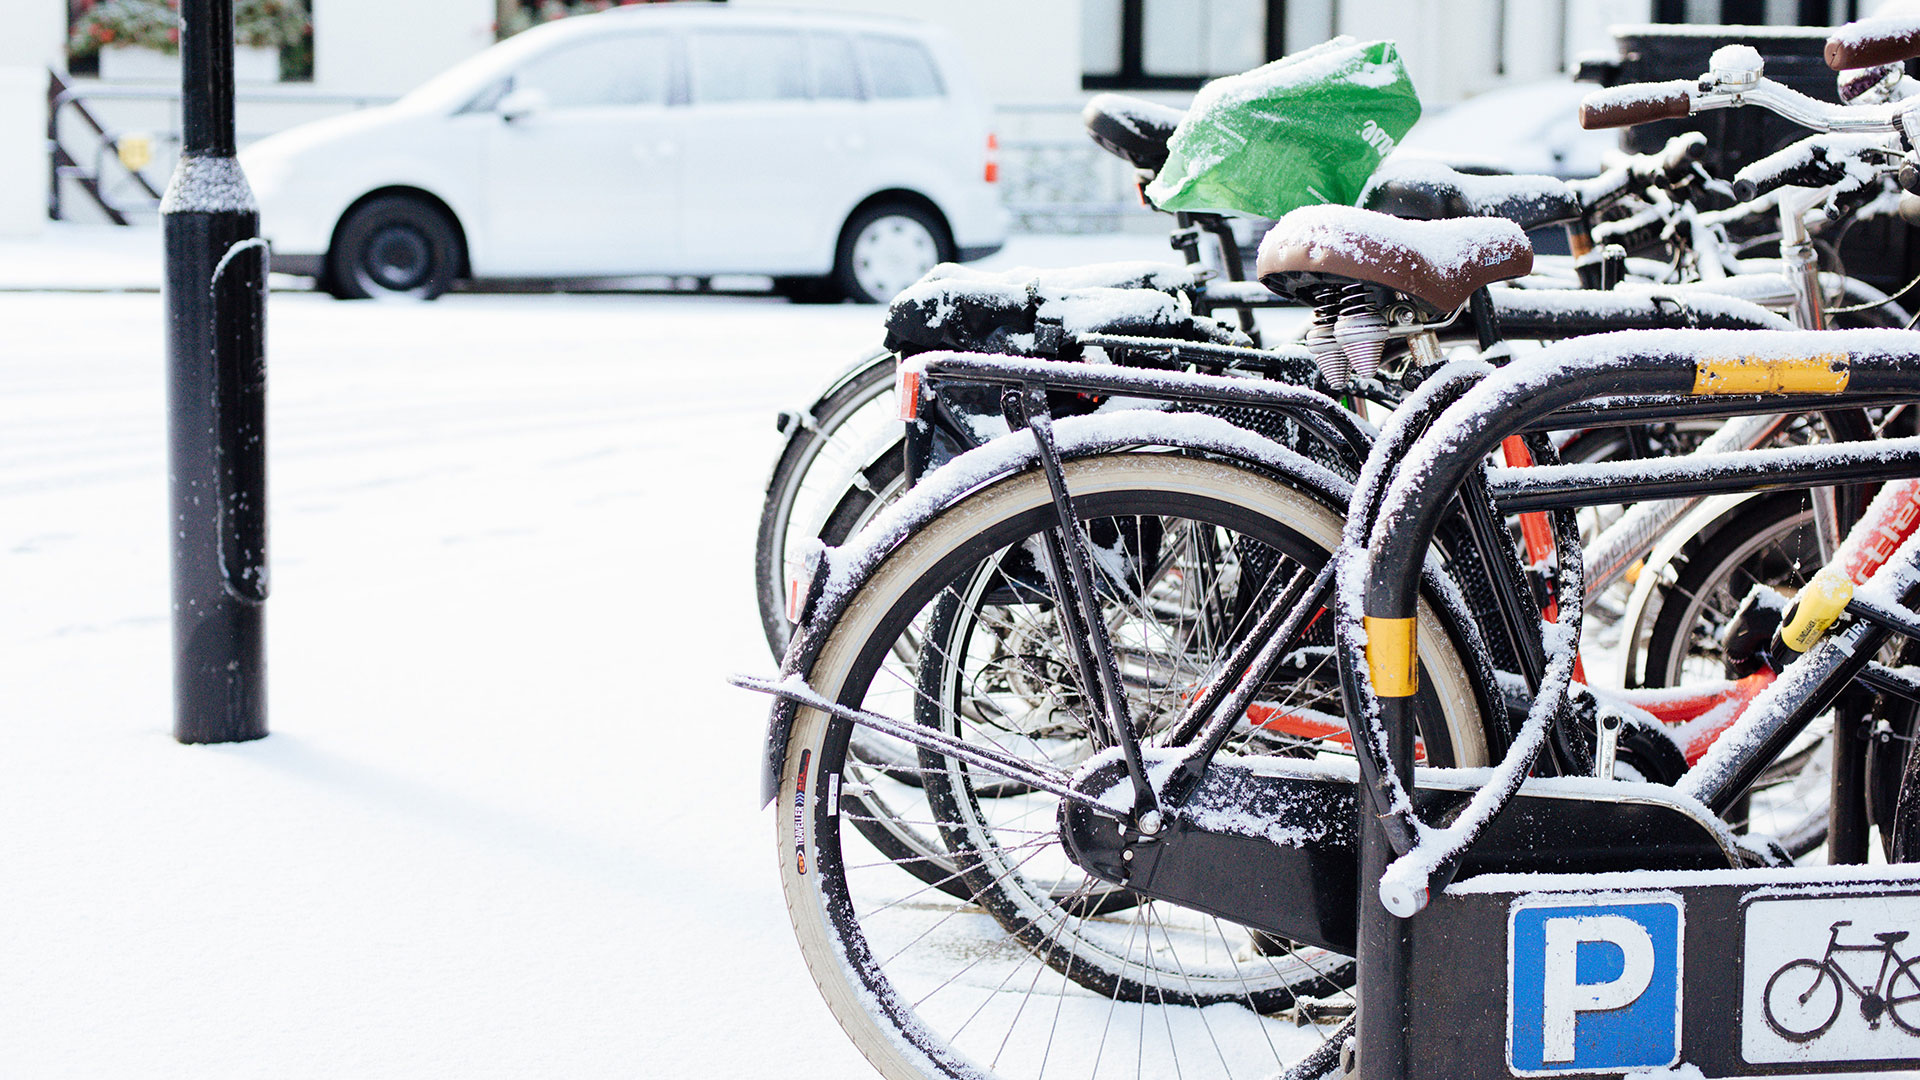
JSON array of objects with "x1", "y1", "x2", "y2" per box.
[{"x1": 241, "y1": 5, "x2": 1009, "y2": 302}]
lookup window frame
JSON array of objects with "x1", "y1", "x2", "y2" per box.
[
  {"x1": 806, "y1": 30, "x2": 868, "y2": 103},
  {"x1": 1083, "y1": 0, "x2": 1288, "y2": 91},
  {"x1": 685, "y1": 27, "x2": 818, "y2": 107},
  {"x1": 852, "y1": 33, "x2": 947, "y2": 102},
  {"x1": 482, "y1": 30, "x2": 685, "y2": 114}
]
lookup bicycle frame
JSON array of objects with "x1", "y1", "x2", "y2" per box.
[{"x1": 1815, "y1": 923, "x2": 1912, "y2": 1006}]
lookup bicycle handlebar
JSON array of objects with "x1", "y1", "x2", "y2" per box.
[
  {"x1": 1827, "y1": 14, "x2": 1920, "y2": 71},
  {"x1": 1580, "y1": 74, "x2": 1907, "y2": 135},
  {"x1": 1570, "y1": 131, "x2": 1708, "y2": 212},
  {"x1": 1732, "y1": 133, "x2": 1890, "y2": 202},
  {"x1": 1579, "y1": 81, "x2": 1693, "y2": 130}
]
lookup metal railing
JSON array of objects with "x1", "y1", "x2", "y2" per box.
[
  {"x1": 47, "y1": 68, "x2": 393, "y2": 223},
  {"x1": 994, "y1": 101, "x2": 1160, "y2": 233}
]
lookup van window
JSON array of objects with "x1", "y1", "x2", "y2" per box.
[
  {"x1": 689, "y1": 31, "x2": 809, "y2": 104},
  {"x1": 857, "y1": 36, "x2": 944, "y2": 100},
  {"x1": 808, "y1": 33, "x2": 862, "y2": 101},
  {"x1": 512, "y1": 34, "x2": 672, "y2": 109}
]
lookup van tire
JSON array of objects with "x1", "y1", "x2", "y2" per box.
[
  {"x1": 832, "y1": 202, "x2": 952, "y2": 304},
  {"x1": 328, "y1": 195, "x2": 463, "y2": 301}
]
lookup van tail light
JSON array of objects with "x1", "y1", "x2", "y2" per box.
[{"x1": 984, "y1": 132, "x2": 999, "y2": 184}]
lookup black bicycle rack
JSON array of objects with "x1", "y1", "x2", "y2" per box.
[{"x1": 1344, "y1": 327, "x2": 1920, "y2": 1080}]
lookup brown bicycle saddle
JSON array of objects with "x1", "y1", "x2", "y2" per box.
[{"x1": 1256, "y1": 204, "x2": 1534, "y2": 315}]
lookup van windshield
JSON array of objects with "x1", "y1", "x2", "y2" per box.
[{"x1": 398, "y1": 29, "x2": 557, "y2": 113}]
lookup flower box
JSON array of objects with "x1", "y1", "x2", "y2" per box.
[
  {"x1": 98, "y1": 44, "x2": 178, "y2": 82},
  {"x1": 98, "y1": 44, "x2": 278, "y2": 83}
]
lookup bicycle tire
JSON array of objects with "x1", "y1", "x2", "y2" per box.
[
  {"x1": 1638, "y1": 492, "x2": 1834, "y2": 856},
  {"x1": 1888, "y1": 954, "x2": 1920, "y2": 1035},
  {"x1": 775, "y1": 452, "x2": 1498, "y2": 1080},
  {"x1": 1762, "y1": 958, "x2": 1842, "y2": 1042},
  {"x1": 756, "y1": 349, "x2": 897, "y2": 657}
]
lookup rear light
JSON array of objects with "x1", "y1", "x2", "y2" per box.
[
  {"x1": 786, "y1": 540, "x2": 826, "y2": 626},
  {"x1": 984, "y1": 132, "x2": 999, "y2": 184},
  {"x1": 896, "y1": 361, "x2": 923, "y2": 421}
]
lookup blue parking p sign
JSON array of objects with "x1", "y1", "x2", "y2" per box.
[{"x1": 1508, "y1": 895, "x2": 1683, "y2": 1075}]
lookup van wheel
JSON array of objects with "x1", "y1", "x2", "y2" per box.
[
  {"x1": 328, "y1": 195, "x2": 463, "y2": 301},
  {"x1": 833, "y1": 202, "x2": 951, "y2": 304}
]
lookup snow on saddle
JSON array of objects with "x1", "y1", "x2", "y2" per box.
[{"x1": 1256, "y1": 204, "x2": 1534, "y2": 316}]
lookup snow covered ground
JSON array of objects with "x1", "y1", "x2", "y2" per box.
[{"x1": 0, "y1": 229, "x2": 1199, "y2": 1077}]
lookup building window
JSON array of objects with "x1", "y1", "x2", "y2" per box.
[
  {"x1": 1651, "y1": 0, "x2": 1859, "y2": 22},
  {"x1": 1084, "y1": 0, "x2": 1323, "y2": 91}
]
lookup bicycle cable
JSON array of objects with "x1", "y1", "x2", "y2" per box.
[{"x1": 1827, "y1": 263, "x2": 1920, "y2": 315}]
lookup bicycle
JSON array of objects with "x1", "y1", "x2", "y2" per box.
[{"x1": 1762, "y1": 918, "x2": 1920, "y2": 1041}]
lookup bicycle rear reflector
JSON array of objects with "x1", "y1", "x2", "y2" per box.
[
  {"x1": 785, "y1": 541, "x2": 825, "y2": 626},
  {"x1": 896, "y1": 366, "x2": 922, "y2": 422}
]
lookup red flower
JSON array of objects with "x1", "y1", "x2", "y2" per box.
[
  {"x1": 92, "y1": 24, "x2": 114, "y2": 43},
  {"x1": 167, "y1": 27, "x2": 178, "y2": 43}
]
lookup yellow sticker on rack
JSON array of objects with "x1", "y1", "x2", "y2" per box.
[
  {"x1": 1364, "y1": 616, "x2": 1418, "y2": 698},
  {"x1": 1692, "y1": 352, "x2": 1849, "y2": 395}
]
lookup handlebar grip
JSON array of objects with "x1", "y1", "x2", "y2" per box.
[
  {"x1": 1827, "y1": 17, "x2": 1920, "y2": 71},
  {"x1": 1731, "y1": 140, "x2": 1856, "y2": 202},
  {"x1": 1579, "y1": 82, "x2": 1692, "y2": 130},
  {"x1": 1651, "y1": 130, "x2": 1708, "y2": 177}
]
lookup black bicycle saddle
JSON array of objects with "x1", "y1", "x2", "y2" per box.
[
  {"x1": 1082, "y1": 93, "x2": 1186, "y2": 175},
  {"x1": 1363, "y1": 157, "x2": 1582, "y2": 232}
]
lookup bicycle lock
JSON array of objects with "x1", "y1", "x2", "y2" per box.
[{"x1": 162, "y1": 0, "x2": 268, "y2": 744}]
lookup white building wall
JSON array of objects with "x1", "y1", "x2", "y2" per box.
[
  {"x1": 313, "y1": 0, "x2": 495, "y2": 96},
  {"x1": 0, "y1": 66, "x2": 45, "y2": 236},
  {"x1": 0, "y1": 1, "x2": 68, "y2": 72},
  {"x1": 1566, "y1": 0, "x2": 1658, "y2": 61},
  {"x1": 1504, "y1": 1, "x2": 1567, "y2": 83}
]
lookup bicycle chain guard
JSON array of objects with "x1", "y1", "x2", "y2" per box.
[{"x1": 1056, "y1": 753, "x2": 1748, "y2": 955}]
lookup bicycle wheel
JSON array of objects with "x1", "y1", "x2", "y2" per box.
[
  {"x1": 756, "y1": 348, "x2": 900, "y2": 658},
  {"x1": 777, "y1": 451, "x2": 1496, "y2": 1080},
  {"x1": 1888, "y1": 954, "x2": 1920, "y2": 1035},
  {"x1": 1762, "y1": 958, "x2": 1842, "y2": 1042},
  {"x1": 1896, "y1": 716, "x2": 1920, "y2": 863},
  {"x1": 1637, "y1": 492, "x2": 1834, "y2": 856}
]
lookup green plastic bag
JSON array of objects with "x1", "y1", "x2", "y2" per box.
[{"x1": 1144, "y1": 38, "x2": 1422, "y2": 219}]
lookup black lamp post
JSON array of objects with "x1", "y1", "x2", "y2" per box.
[{"x1": 161, "y1": 0, "x2": 268, "y2": 744}]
